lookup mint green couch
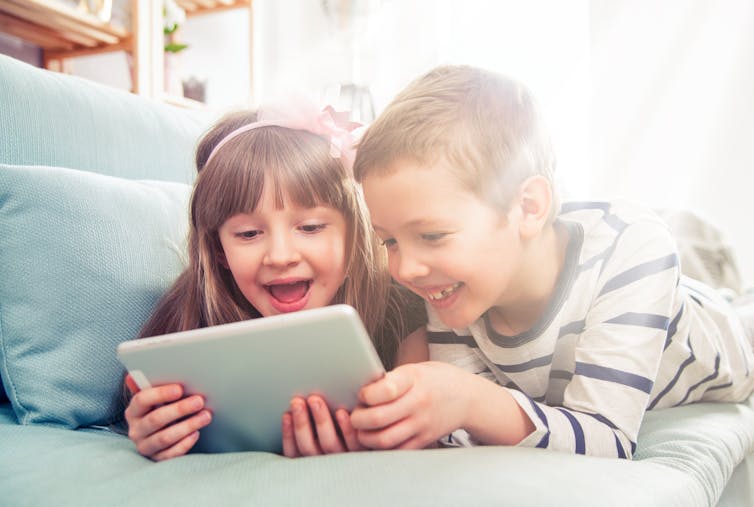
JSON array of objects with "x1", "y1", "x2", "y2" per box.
[{"x1": 1, "y1": 54, "x2": 753, "y2": 506}]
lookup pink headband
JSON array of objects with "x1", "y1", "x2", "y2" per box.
[{"x1": 206, "y1": 100, "x2": 364, "y2": 174}]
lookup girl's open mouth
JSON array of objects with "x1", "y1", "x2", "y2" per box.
[{"x1": 265, "y1": 280, "x2": 312, "y2": 313}]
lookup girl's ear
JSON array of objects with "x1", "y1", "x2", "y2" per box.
[
  {"x1": 516, "y1": 175, "x2": 552, "y2": 239},
  {"x1": 217, "y1": 248, "x2": 229, "y2": 269}
]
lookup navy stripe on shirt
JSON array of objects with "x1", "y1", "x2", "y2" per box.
[
  {"x1": 549, "y1": 369, "x2": 573, "y2": 381},
  {"x1": 648, "y1": 339, "x2": 695, "y2": 410},
  {"x1": 664, "y1": 304, "x2": 684, "y2": 350},
  {"x1": 526, "y1": 396, "x2": 550, "y2": 449},
  {"x1": 559, "y1": 319, "x2": 585, "y2": 338},
  {"x1": 560, "y1": 201, "x2": 611, "y2": 214},
  {"x1": 614, "y1": 433, "x2": 627, "y2": 459},
  {"x1": 575, "y1": 362, "x2": 654, "y2": 394},
  {"x1": 605, "y1": 312, "x2": 670, "y2": 330},
  {"x1": 603, "y1": 213, "x2": 629, "y2": 233},
  {"x1": 494, "y1": 354, "x2": 553, "y2": 373},
  {"x1": 599, "y1": 253, "x2": 679, "y2": 297},
  {"x1": 427, "y1": 331, "x2": 477, "y2": 348},
  {"x1": 677, "y1": 354, "x2": 720, "y2": 405},
  {"x1": 557, "y1": 408, "x2": 585, "y2": 454}
]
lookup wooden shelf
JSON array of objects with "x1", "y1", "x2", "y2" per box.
[
  {"x1": 0, "y1": 0, "x2": 128, "y2": 52},
  {"x1": 177, "y1": 0, "x2": 250, "y2": 17},
  {"x1": 0, "y1": 0, "x2": 252, "y2": 101}
]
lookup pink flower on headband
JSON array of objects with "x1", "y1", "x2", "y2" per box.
[{"x1": 206, "y1": 97, "x2": 364, "y2": 174}]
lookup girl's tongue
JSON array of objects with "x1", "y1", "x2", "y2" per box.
[{"x1": 268, "y1": 281, "x2": 310, "y2": 303}]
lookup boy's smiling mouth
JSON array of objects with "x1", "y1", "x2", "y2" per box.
[{"x1": 426, "y1": 282, "x2": 463, "y2": 301}]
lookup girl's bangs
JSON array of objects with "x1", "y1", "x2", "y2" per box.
[{"x1": 195, "y1": 128, "x2": 349, "y2": 231}]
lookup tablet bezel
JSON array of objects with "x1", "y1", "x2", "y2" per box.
[{"x1": 117, "y1": 304, "x2": 385, "y2": 453}]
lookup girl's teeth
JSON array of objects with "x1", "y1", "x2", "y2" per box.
[{"x1": 428, "y1": 283, "x2": 461, "y2": 301}]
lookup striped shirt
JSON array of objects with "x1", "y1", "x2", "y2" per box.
[{"x1": 427, "y1": 200, "x2": 754, "y2": 458}]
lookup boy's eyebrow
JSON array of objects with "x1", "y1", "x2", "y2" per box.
[{"x1": 372, "y1": 218, "x2": 446, "y2": 233}]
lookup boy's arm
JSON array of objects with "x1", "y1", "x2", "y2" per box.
[
  {"x1": 351, "y1": 360, "x2": 535, "y2": 450},
  {"x1": 353, "y1": 218, "x2": 680, "y2": 458}
]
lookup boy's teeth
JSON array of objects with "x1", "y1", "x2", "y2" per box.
[{"x1": 428, "y1": 283, "x2": 461, "y2": 301}]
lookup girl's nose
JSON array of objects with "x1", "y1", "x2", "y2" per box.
[{"x1": 262, "y1": 233, "x2": 302, "y2": 267}]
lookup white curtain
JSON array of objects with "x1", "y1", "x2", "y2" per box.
[{"x1": 255, "y1": 0, "x2": 754, "y2": 285}]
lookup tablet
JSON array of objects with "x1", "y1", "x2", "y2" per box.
[{"x1": 117, "y1": 304, "x2": 385, "y2": 454}]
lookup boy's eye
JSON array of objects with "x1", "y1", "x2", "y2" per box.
[
  {"x1": 300, "y1": 223, "x2": 327, "y2": 234},
  {"x1": 236, "y1": 230, "x2": 261, "y2": 239},
  {"x1": 421, "y1": 232, "x2": 448, "y2": 242}
]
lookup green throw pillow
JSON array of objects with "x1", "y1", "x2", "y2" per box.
[{"x1": 0, "y1": 164, "x2": 190, "y2": 427}]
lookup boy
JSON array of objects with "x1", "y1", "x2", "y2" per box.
[{"x1": 348, "y1": 65, "x2": 754, "y2": 458}]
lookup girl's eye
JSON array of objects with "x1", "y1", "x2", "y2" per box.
[
  {"x1": 421, "y1": 232, "x2": 448, "y2": 242},
  {"x1": 236, "y1": 230, "x2": 261, "y2": 239},
  {"x1": 381, "y1": 238, "x2": 397, "y2": 248},
  {"x1": 300, "y1": 223, "x2": 327, "y2": 234}
]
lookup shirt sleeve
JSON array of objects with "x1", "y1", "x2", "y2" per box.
[{"x1": 512, "y1": 218, "x2": 680, "y2": 458}]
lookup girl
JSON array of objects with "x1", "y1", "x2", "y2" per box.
[{"x1": 123, "y1": 103, "x2": 424, "y2": 461}]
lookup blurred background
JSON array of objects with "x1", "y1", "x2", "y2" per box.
[{"x1": 2, "y1": 0, "x2": 753, "y2": 286}]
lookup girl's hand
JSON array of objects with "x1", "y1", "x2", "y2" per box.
[
  {"x1": 123, "y1": 374, "x2": 212, "y2": 461},
  {"x1": 349, "y1": 362, "x2": 475, "y2": 450},
  {"x1": 281, "y1": 394, "x2": 365, "y2": 458}
]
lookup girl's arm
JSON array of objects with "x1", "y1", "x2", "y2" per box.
[{"x1": 395, "y1": 327, "x2": 429, "y2": 365}]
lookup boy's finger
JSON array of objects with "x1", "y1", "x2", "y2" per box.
[
  {"x1": 358, "y1": 368, "x2": 413, "y2": 406},
  {"x1": 356, "y1": 418, "x2": 416, "y2": 450}
]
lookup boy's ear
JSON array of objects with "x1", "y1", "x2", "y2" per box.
[{"x1": 515, "y1": 175, "x2": 552, "y2": 239}]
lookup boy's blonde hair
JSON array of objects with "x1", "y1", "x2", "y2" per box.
[
  {"x1": 354, "y1": 65, "x2": 558, "y2": 218},
  {"x1": 138, "y1": 110, "x2": 413, "y2": 366}
]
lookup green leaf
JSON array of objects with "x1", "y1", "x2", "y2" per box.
[{"x1": 165, "y1": 42, "x2": 189, "y2": 53}]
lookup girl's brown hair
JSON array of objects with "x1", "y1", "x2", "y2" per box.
[{"x1": 137, "y1": 110, "x2": 416, "y2": 367}]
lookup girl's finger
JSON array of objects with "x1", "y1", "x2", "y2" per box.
[
  {"x1": 151, "y1": 431, "x2": 201, "y2": 462},
  {"x1": 136, "y1": 409, "x2": 211, "y2": 458},
  {"x1": 307, "y1": 396, "x2": 345, "y2": 454},
  {"x1": 129, "y1": 395, "x2": 205, "y2": 441},
  {"x1": 125, "y1": 384, "x2": 184, "y2": 419},
  {"x1": 281, "y1": 412, "x2": 301, "y2": 458},
  {"x1": 124, "y1": 374, "x2": 140, "y2": 395},
  {"x1": 290, "y1": 397, "x2": 322, "y2": 456},
  {"x1": 335, "y1": 409, "x2": 365, "y2": 452}
]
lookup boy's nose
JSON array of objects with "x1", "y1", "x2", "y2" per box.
[
  {"x1": 263, "y1": 234, "x2": 301, "y2": 267},
  {"x1": 394, "y1": 251, "x2": 430, "y2": 282}
]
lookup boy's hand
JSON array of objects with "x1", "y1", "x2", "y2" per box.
[
  {"x1": 281, "y1": 394, "x2": 365, "y2": 458},
  {"x1": 350, "y1": 362, "x2": 473, "y2": 450},
  {"x1": 124, "y1": 375, "x2": 212, "y2": 461}
]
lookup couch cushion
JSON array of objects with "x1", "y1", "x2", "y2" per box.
[
  {"x1": 0, "y1": 163, "x2": 190, "y2": 427},
  {"x1": 2, "y1": 397, "x2": 754, "y2": 506},
  {"x1": 0, "y1": 54, "x2": 212, "y2": 184}
]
